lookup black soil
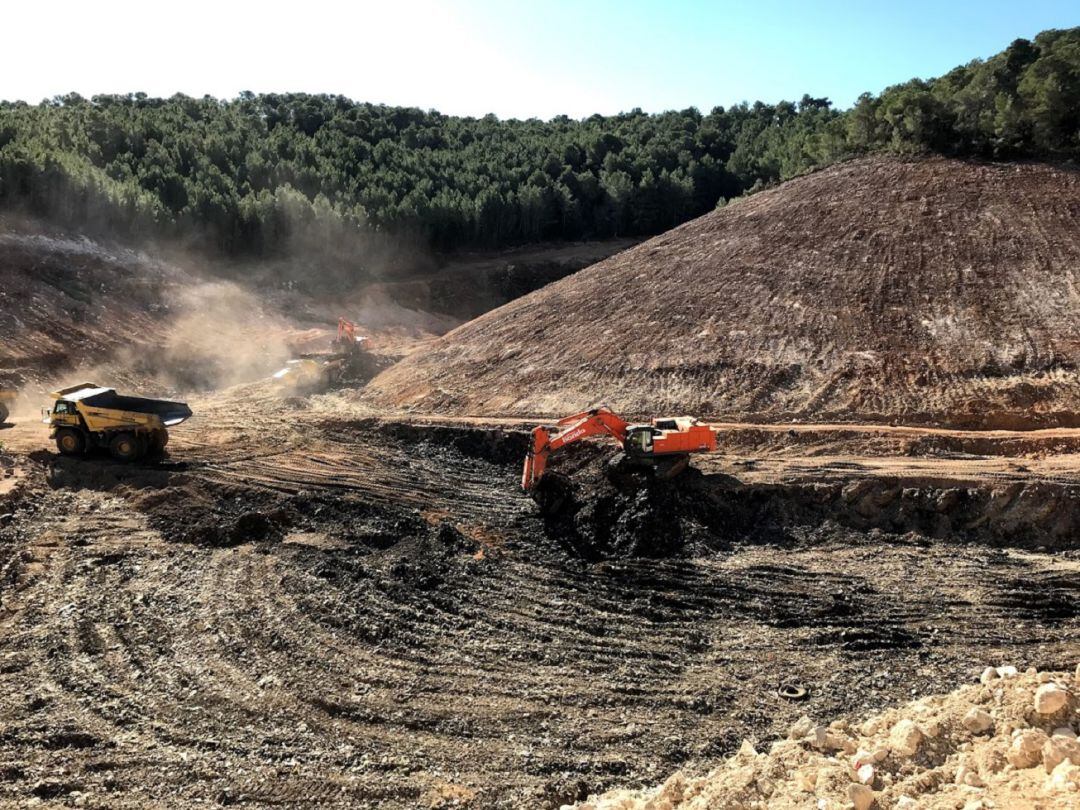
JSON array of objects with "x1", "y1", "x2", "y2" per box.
[{"x1": 1, "y1": 421, "x2": 1079, "y2": 808}]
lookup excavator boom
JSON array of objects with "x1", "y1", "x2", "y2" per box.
[{"x1": 521, "y1": 407, "x2": 629, "y2": 490}]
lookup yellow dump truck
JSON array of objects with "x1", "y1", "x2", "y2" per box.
[
  {"x1": 45, "y1": 383, "x2": 193, "y2": 461},
  {"x1": 0, "y1": 389, "x2": 15, "y2": 424}
]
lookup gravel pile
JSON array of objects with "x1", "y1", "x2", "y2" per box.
[{"x1": 573, "y1": 665, "x2": 1080, "y2": 809}]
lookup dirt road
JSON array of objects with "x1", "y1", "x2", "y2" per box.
[{"x1": 1, "y1": 392, "x2": 1079, "y2": 807}]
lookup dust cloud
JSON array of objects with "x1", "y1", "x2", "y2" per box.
[{"x1": 157, "y1": 280, "x2": 292, "y2": 391}]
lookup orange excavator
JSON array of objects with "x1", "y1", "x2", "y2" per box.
[
  {"x1": 522, "y1": 406, "x2": 719, "y2": 491},
  {"x1": 334, "y1": 318, "x2": 362, "y2": 351}
]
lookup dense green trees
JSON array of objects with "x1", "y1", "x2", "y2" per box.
[{"x1": 1, "y1": 28, "x2": 1078, "y2": 277}]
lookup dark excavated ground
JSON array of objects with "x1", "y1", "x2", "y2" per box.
[{"x1": 1, "y1": 420, "x2": 1079, "y2": 808}]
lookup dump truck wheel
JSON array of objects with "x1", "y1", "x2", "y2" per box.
[
  {"x1": 55, "y1": 428, "x2": 86, "y2": 456},
  {"x1": 148, "y1": 430, "x2": 168, "y2": 455},
  {"x1": 109, "y1": 432, "x2": 143, "y2": 462},
  {"x1": 0, "y1": 403, "x2": 8, "y2": 424}
]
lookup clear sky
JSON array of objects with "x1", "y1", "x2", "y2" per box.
[{"x1": 3, "y1": 0, "x2": 1076, "y2": 119}]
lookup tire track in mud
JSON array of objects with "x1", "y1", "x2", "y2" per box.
[{"x1": 3, "y1": 421, "x2": 1080, "y2": 807}]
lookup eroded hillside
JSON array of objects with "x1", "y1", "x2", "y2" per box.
[{"x1": 368, "y1": 157, "x2": 1080, "y2": 429}]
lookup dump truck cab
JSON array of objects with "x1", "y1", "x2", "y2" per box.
[{"x1": 45, "y1": 383, "x2": 192, "y2": 461}]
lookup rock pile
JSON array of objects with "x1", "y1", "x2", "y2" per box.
[{"x1": 571, "y1": 665, "x2": 1079, "y2": 809}]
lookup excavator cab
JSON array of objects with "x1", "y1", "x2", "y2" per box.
[{"x1": 625, "y1": 426, "x2": 655, "y2": 457}]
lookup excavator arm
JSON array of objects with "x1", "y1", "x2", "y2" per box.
[
  {"x1": 338, "y1": 318, "x2": 358, "y2": 343},
  {"x1": 522, "y1": 407, "x2": 629, "y2": 490}
]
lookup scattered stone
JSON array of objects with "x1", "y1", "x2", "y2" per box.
[
  {"x1": 788, "y1": 715, "x2": 814, "y2": 740},
  {"x1": 979, "y1": 667, "x2": 999, "y2": 685},
  {"x1": 955, "y1": 764, "x2": 986, "y2": 787},
  {"x1": 1046, "y1": 761, "x2": 1080, "y2": 793},
  {"x1": 996, "y1": 665, "x2": 1019, "y2": 679},
  {"x1": 1053, "y1": 726, "x2": 1077, "y2": 740},
  {"x1": 1043, "y1": 736, "x2": 1080, "y2": 773},
  {"x1": 1034, "y1": 683, "x2": 1069, "y2": 715},
  {"x1": 889, "y1": 718, "x2": 923, "y2": 756},
  {"x1": 848, "y1": 782, "x2": 874, "y2": 810},
  {"x1": 962, "y1": 708, "x2": 994, "y2": 734},
  {"x1": 1008, "y1": 729, "x2": 1049, "y2": 769}
]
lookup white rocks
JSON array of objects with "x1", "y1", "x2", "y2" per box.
[
  {"x1": 848, "y1": 782, "x2": 874, "y2": 810},
  {"x1": 856, "y1": 763, "x2": 875, "y2": 785},
  {"x1": 889, "y1": 719, "x2": 924, "y2": 757},
  {"x1": 1008, "y1": 729, "x2": 1049, "y2": 769},
  {"x1": 1046, "y1": 761, "x2": 1080, "y2": 793},
  {"x1": 794, "y1": 768, "x2": 817, "y2": 792},
  {"x1": 1043, "y1": 736, "x2": 1080, "y2": 773},
  {"x1": 979, "y1": 667, "x2": 998, "y2": 685},
  {"x1": 962, "y1": 708, "x2": 994, "y2": 734},
  {"x1": 788, "y1": 715, "x2": 814, "y2": 740},
  {"x1": 1034, "y1": 683, "x2": 1069, "y2": 715},
  {"x1": 955, "y1": 764, "x2": 986, "y2": 787},
  {"x1": 997, "y1": 665, "x2": 1019, "y2": 678},
  {"x1": 896, "y1": 798, "x2": 917, "y2": 808},
  {"x1": 852, "y1": 749, "x2": 887, "y2": 769}
]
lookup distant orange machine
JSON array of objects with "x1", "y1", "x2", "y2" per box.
[{"x1": 522, "y1": 406, "x2": 718, "y2": 490}]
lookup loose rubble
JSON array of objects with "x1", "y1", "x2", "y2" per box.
[{"x1": 571, "y1": 666, "x2": 1079, "y2": 809}]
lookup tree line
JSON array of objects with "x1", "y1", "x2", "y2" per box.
[{"x1": 0, "y1": 28, "x2": 1077, "y2": 277}]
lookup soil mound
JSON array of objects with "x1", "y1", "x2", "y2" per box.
[
  {"x1": 575, "y1": 665, "x2": 1080, "y2": 809},
  {"x1": 368, "y1": 157, "x2": 1080, "y2": 428}
]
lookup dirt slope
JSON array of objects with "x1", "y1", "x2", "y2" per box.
[
  {"x1": 367, "y1": 156, "x2": 1080, "y2": 428},
  {"x1": 0, "y1": 232, "x2": 182, "y2": 382}
]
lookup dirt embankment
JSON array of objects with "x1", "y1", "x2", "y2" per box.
[{"x1": 367, "y1": 156, "x2": 1080, "y2": 429}]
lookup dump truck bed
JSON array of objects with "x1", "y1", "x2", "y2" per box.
[
  {"x1": 51, "y1": 384, "x2": 193, "y2": 428},
  {"x1": 80, "y1": 391, "x2": 193, "y2": 426}
]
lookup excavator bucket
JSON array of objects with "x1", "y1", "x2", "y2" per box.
[{"x1": 522, "y1": 426, "x2": 551, "y2": 490}]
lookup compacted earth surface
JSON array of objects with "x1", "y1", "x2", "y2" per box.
[{"x1": 2, "y1": 389, "x2": 1079, "y2": 808}]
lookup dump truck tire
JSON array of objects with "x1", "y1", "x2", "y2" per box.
[
  {"x1": 55, "y1": 428, "x2": 86, "y2": 456},
  {"x1": 0, "y1": 403, "x2": 8, "y2": 424},
  {"x1": 148, "y1": 429, "x2": 168, "y2": 454},
  {"x1": 109, "y1": 432, "x2": 143, "y2": 462}
]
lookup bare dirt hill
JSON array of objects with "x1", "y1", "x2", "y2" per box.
[
  {"x1": 367, "y1": 156, "x2": 1080, "y2": 428},
  {"x1": 0, "y1": 232, "x2": 182, "y2": 383}
]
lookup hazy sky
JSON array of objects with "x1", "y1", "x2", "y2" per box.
[{"x1": 3, "y1": 0, "x2": 1076, "y2": 118}]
